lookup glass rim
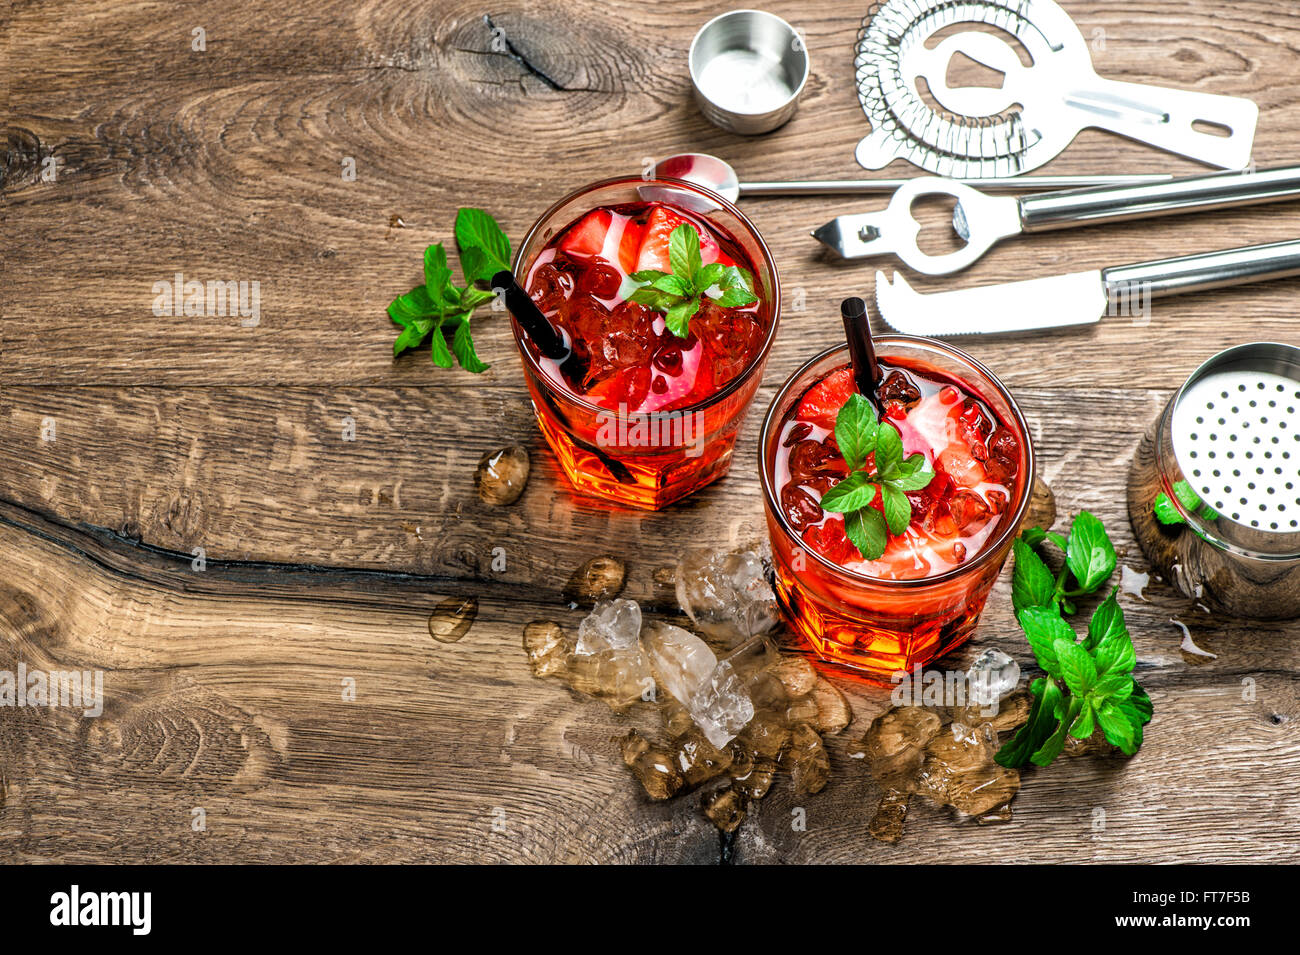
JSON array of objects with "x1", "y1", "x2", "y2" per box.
[
  {"x1": 758, "y1": 337, "x2": 1037, "y2": 589},
  {"x1": 509, "y1": 175, "x2": 781, "y2": 420}
]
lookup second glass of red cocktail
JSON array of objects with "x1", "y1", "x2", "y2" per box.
[
  {"x1": 510, "y1": 177, "x2": 779, "y2": 510},
  {"x1": 759, "y1": 336, "x2": 1034, "y2": 680}
]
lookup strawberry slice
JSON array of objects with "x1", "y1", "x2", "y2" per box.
[
  {"x1": 635, "y1": 205, "x2": 720, "y2": 273},
  {"x1": 584, "y1": 365, "x2": 651, "y2": 414},
  {"x1": 801, "y1": 518, "x2": 859, "y2": 566},
  {"x1": 559, "y1": 210, "x2": 612, "y2": 260},
  {"x1": 796, "y1": 366, "x2": 856, "y2": 431},
  {"x1": 617, "y1": 217, "x2": 641, "y2": 274}
]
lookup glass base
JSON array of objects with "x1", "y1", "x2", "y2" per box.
[
  {"x1": 772, "y1": 569, "x2": 983, "y2": 683},
  {"x1": 533, "y1": 404, "x2": 738, "y2": 510}
]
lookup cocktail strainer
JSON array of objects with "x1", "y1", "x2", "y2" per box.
[{"x1": 1130, "y1": 343, "x2": 1300, "y2": 618}]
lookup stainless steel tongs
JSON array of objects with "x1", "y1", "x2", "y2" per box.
[{"x1": 813, "y1": 165, "x2": 1300, "y2": 276}]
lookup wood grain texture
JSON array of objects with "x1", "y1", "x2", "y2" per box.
[{"x1": 2, "y1": 0, "x2": 1299, "y2": 863}]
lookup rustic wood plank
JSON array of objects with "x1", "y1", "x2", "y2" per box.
[
  {"x1": 0, "y1": 500, "x2": 725, "y2": 863},
  {"x1": 4, "y1": 0, "x2": 1300, "y2": 863}
]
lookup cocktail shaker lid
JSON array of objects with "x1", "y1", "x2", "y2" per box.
[{"x1": 1166, "y1": 342, "x2": 1300, "y2": 558}]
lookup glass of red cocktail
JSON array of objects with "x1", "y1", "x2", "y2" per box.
[
  {"x1": 759, "y1": 337, "x2": 1034, "y2": 679},
  {"x1": 511, "y1": 177, "x2": 779, "y2": 510}
]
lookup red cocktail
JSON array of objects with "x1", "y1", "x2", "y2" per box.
[
  {"x1": 512, "y1": 178, "x2": 779, "y2": 509},
  {"x1": 759, "y1": 338, "x2": 1034, "y2": 679}
]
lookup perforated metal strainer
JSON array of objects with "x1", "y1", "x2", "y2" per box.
[
  {"x1": 1129, "y1": 343, "x2": 1300, "y2": 619},
  {"x1": 1170, "y1": 344, "x2": 1300, "y2": 553}
]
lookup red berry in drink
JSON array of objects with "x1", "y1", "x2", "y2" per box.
[
  {"x1": 802, "y1": 518, "x2": 859, "y2": 565},
  {"x1": 634, "y1": 205, "x2": 722, "y2": 272},
  {"x1": 795, "y1": 367, "x2": 856, "y2": 431},
  {"x1": 948, "y1": 490, "x2": 992, "y2": 531},
  {"x1": 558, "y1": 210, "x2": 612, "y2": 259},
  {"x1": 781, "y1": 484, "x2": 824, "y2": 531},
  {"x1": 580, "y1": 262, "x2": 623, "y2": 299}
]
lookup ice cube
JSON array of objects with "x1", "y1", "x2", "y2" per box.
[
  {"x1": 861, "y1": 706, "x2": 943, "y2": 792},
  {"x1": 918, "y1": 728, "x2": 1020, "y2": 817},
  {"x1": 701, "y1": 785, "x2": 748, "y2": 833},
  {"x1": 784, "y1": 722, "x2": 830, "y2": 794},
  {"x1": 675, "y1": 547, "x2": 779, "y2": 644},
  {"x1": 575, "y1": 598, "x2": 642, "y2": 655},
  {"x1": 474, "y1": 445, "x2": 530, "y2": 506},
  {"x1": 966, "y1": 648, "x2": 1020, "y2": 706},
  {"x1": 688, "y1": 659, "x2": 755, "y2": 749},
  {"x1": 641, "y1": 620, "x2": 717, "y2": 705},
  {"x1": 564, "y1": 646, "x2": 653, "y2": 709},
  {"x1": 522, "y1": 620, "x2": 569, "y2": 677}
]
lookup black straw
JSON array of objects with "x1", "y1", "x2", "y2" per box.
[
  {"x1": 493, "y1": 269, "x2": 568, "y2": 361},
  {"x1": 840, "y1": 296, "x2": 881, "y2": 402}
]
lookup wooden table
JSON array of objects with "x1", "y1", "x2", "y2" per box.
[{"x1": 3, "y1": 0, "x2": 1298, "y2": 864}]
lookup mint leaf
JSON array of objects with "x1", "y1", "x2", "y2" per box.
[
  {"x1": 874, "y1": 421, "x2": 903, "y2": 476},
  {"x1": 389, "y1": 285, "x2": 439, "y2": 325},
  {"x1": 1020, "y1": 526, "x2": 1048, "y2": 548},
  {"x1": 430, "y1": 325, "x2": 454, "y2": 368},
  {"x1": 1172, "y1": 479, "x2": 1220, "y2": 521},
  {"x1": 424, "y1": 244, "x2": 454, "y2": 296},
  {"x1": 1115, "y1": 686, "x2": 1153, "y2": 753},
  {"x1": 628, "y1": 226, "x2": 756, "y2": 337},
  {"x1": 713, "y1": 285, "x2": 758, "y2": 308},
  {"x1": 1092, "y1": 672, "x2": 1134, "y2": 703},
  {"x1": 450, "y1": 316, "x2": 490, "y2": 373},
  {"x1": 1093, "y1": 626, "x2": 1137, "y2": 677},
  {"x1": 652, "y1": 273, "x2": 693, "y2": 297},
  {"x1": 819, "y1": 472, "x2": 878, "y2": 513},
  {"x1": 996, "y1": 677, "x2": 1062, "y2": 768},
  {"x1": 844, "y1": 506, "x2": 888, "y2": 561},
  {"x1": 1096, "y1": 702, "x2": 1137, "y2": 754},
  {"x1": 1085, "y1": 589, "x2": 1126, "y2": 651},
  {"x1": 1088, "y1": 591, "x2": 1137, "y2": 676},
  {"x1": 881, "y1": 483, "x2": 910, "y2": 536},
  {"x1": 628, "y1": 287, "x2": 681, "y2": 310},
  {"x1": 1011, "y1": 538, "x2": 1057, "y2": 614},
  {"x1": 669, "y1": 224, "x2": 702, "y2": 285},
  {"x1": 1055, "y1": 638, "x2": 1097, "y2": 696},
  {"x1": 392, "y1": 320, "x2": 430, "y2": 356},
  {"x1": 721, "y1": 265, "x2": 754, "y2": 295},
  {"x1": 1031, "y1": 698, "x2": 1080, "y2": 767},
  {"x1": 664, "y1": 298, "x2": 700, "y2": 338},
  {"x1": 695, "y1": 262, "x2": 725, "y2": 291},
  {"x1": 1065, "y1": 510, "x2": 1116, "y2": 593},
  {"x1": 1173, "y1": 480, "x2": 1205, "y2": 512},
  {"x1": 1017, "y1": 607, "x2": 1072, "y2": 676},
  {"x1": 1070, "y1": 700, "x2": 1095, "y2": 739},
  {"x1": 454, "y1": 208, "x2": 511, "y2": 282},
  {"x1": 834, "y1": 393, "x2": 878, "y2": 471},
  {"x1": 1123, "y1": 685, "x2": 1154, "y2": 724},
  {"x1": 390, "y1": 214, "x2": 511, "y2": 370},
  {"x1": 887, "y1": 454, "x2": 935, "y2": 492},
  {"x1": 460, "y1": 286, "x2": 495, "y2": 310}
]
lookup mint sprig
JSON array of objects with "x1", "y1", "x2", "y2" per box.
[
  {"x1": 1013, "y1": 511, "x2": 1116, "y2": 615},
  {"x1": 388, "y1": 208, "x2": 510, "y2": 372},
  {"x1": 997, "y1": 512, "x2": 1153, "y2": 769},
  {"x1": 627, "y1": 224, "x2": 757, "y2": 337},
  {"x1": 819, "y1": 393, "x2": 935, "y2": 560},
  {"x1": 1153, "y1": 479, "x2": 1221, "y2": 525}
]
